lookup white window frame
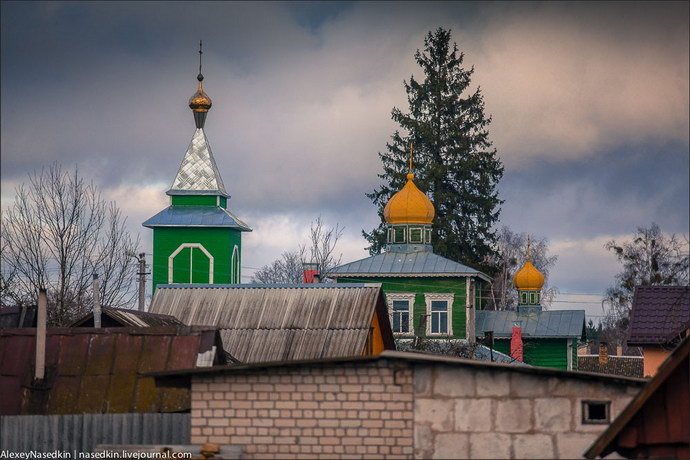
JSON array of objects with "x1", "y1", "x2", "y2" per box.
[
  {"x1": 408, "y1": 227, "x2": 423, "y2": 244},
  {"x1": 425, "y1": 293, "x2": 454, "y2": 336},
  {"x1": 231, "y1": 245, "x2": 240, "y2": 283},
  {"x1": 168, "y1": 243, "x2": 214, "y2": 284},
  {"x1": 386, "y1": 293, "x2": 415, "y2": 336}
]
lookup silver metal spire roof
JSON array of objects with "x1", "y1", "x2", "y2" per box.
[{"x1": 168, "y1": 128, "x2": 228, "y2": 197}]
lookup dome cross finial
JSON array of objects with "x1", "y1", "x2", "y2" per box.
[
  {"x1": 527, "y1": 234, "x2": 532, "y2": 261},
  {"x1": 197, "y1": 40, "x2": 204, "y2": 82},
  {"x1": 409, "y1": 142, "x2": 413, "y2": 174}
]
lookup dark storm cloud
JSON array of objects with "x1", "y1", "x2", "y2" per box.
[{"x1": 1, "y1": 1, "x2": 688, "y2": 279}]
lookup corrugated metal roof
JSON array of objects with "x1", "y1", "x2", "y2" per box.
[
  {"x1": 329, "y1": 250, "x2": 489, "y2": 280},
  {"x1": 476, "y1": 309, "x2": 586, "y2": 339},
  {"x1": 0, "y1": 327, "x2": 225, "y2": 415},
  {"x1": 142, "y1": 206, "x2": 251, "y2": 230},
  {"x1": 627, "y1": 285, "x2": 690, "y2": 346},
  {"x1": 168, "y1": 128, "x2": 228, "y2": 197},
  {"x1": 70, "y1": 307, "x2": 185, "y2": 328},
  {"x1": 149, "y1": 284, "x2": 395, "y2": 363}
]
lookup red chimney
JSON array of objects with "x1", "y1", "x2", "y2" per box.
[
  {"x1": 511, "y1": 325, "x2": 523, "y2": 362},
  {"x1": 302, "y1": 262, "x2": 319, "y2": 284}
]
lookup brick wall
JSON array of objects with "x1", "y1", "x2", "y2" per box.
[
  {"x1": 190, "y1": 361, "x2": 415, "y2": 459},
  {"x1": 414, "y1": 363, "x2": 641, "y2": 459}
]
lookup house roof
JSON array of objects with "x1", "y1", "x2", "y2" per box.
[
  {"x1": 329, "y1": 249, "x2": 490, "y2": 281},
  {"x1": 627, "y1": 285, "x2": 690, "y2": 346},
  {"x1": 0, "y1": 305, "x2": 37, "y2": 328},
  {"x1": 148, "y1": 284, "x2": 395, "y2": 363},
  {"x1": 476, "y1": 309, "x2": 586, "y2": 339},
  {"x1": 150, "y1": 349, "x2": 646, "y2": 388},
  {"x1": 585, "y1": 336, "x2": 689, "y2": 459},
  {"x1": 142, "y1": 205, "x2": 251, "y2": 230},
  {"x1": 0, "y1": 326, "x2": 225, "y2": 415},
  {"x1": 69, "y1": 306, "x2": 185, "y2": 328},
  {"x1": 577, "y1": 355, "x2": 644, "y2": 378}
]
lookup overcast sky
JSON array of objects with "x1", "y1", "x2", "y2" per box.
[{"x1": 2, "y1": 1, "x2": 688, "y2": 318}]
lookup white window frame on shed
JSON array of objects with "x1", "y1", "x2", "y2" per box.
[
  {"x1": 425, "y1": 293, "x2": 454, "y2": 336},
  {"x1": 168, "y1": 243, "x2": 214, "y2": 284},
  {"x1": 386, "y1": 293, "x2": 415, "y2": 336}
]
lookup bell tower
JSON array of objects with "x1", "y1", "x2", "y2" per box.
[{"x1": 143, "y1": 42, "x2": 251, "y2": 293}]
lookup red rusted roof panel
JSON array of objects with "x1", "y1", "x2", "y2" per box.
[{"x1": 0, "y1": 327, "x2": 222, "y2": 415}]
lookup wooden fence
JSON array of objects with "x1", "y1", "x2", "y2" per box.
[{"x1": 0, "y1": 413, "x2": 190, "y2": 453}]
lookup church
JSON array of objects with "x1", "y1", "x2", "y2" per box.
[{"x1": 143, "y1": 47, "x2": 251, "y2": 292}]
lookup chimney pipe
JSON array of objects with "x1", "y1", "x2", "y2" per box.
[
  {"x1": 93, "y1": 273, "x2": 101, "y2": 328},
  {"x1": 35, "y1": 289, "x2": 47, "y2": 380},
  {"x1": 302, "y1": 262, "x2": 319, "y2": 284},
  {"x1": 616, "y1": 344, "x2": 622, "y2": 356},
  {"x1": 510, "y1": 322, "x2": 523, "y2": 362},
  {"x1": 599, "y1": 342, "x2": 608, "y2": 364}
]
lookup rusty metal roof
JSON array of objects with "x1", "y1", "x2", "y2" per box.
[
  {"x1": 70, "y1": 307, "x2": 185, "y2": 328},
  {"x1": 0, "y1": 326, "x2": 225, "y2": 415},
  {"x1": 149, "y1": 284, "x2": 395, "y2": 363}
]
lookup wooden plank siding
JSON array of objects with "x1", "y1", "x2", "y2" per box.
[
  {"x1": 339, "y1": 277, "x2": 482, "y2": 340},
  {"x1": 493, "y1": 338, "x2": 572, "y2": 370}
]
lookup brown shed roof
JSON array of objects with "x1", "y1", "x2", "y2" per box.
[
  {"x1": 70, "y1": 306, "x2": 184, "y2": 328},
  {"x1": 0, "y1": 326, "x2": 225, "y2": 415},
  {"x1": 149, "y1": 284, "x2": 395, "y2": 363},
  {"x1": 577, "y1": 355, "x2": 644, "y2": 378},
  {"x1": 627, "y1": 285, "x2": 690, "y2": 346}
]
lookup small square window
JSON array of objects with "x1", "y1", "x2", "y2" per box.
[
  {"x1": 394, "y1": 227, "x2": 406, "y2": 243},
  {"x1": 582, "y1": 400, "x2": 610, "y2": 424}
]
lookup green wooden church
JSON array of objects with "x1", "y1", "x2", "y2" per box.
[
  {"x1": 330, "y1": 169, "x2": 585, "y2": 370},
  {"x1": 143, "y1": 50, "x2": 251, "y2": 293},
  {"x1": 330, "y1": 169, "x2": 490, "y2": 341}
]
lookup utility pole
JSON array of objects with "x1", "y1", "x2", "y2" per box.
[
  {"x1": 137, "y1": 253, "x2": 149, "y2": 311},
  {"x1": 93, "y1": 273, "x2": 101, "y2": 328}
]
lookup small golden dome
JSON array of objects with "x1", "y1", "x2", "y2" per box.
[
  {"x1": 514, "y1": 259, "x2": 545, "y2": 290},
  {"x1": 189, "y1": 79, "x2": 212, "y2": 112},
  {"x1": 383, "y1": 173, "x2": 435, "y2": 225}
]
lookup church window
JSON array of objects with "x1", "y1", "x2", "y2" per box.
[
  {"x1": 424, "y1": 228, "x2": 432, "y2": 244},
  {"x1": 386, "y1": 293, "x2": 415, "y2": 336},
  {"x1": 168, "y1": 243, "x2": 214, "y2": 284},
  {"x1": 425, "y1": 293, "x2": 454, "y2": 336},
  {"x1": 393, "y1": 227, "x2": 406, "y2": 243},
  {"x1": 231, "y1": 245, "x2": 240, "y2": 283},
  {"x1": 520, "y1": 292, "x2": 528, "y2": 304},
  {"x1": 409, "y1": 227, "x2": 423, "y2": 243}
]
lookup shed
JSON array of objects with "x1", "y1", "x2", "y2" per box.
[
  {"x1": 0, "y1": 326, "x2": 225, "y2": 415},
  {"x1": 149, "y1": 283, "x2": 395, "y2": 363},
  {"x1": 70, "y1": 306, "x2": 184, "y2": 328},
  {"x1": 585, "y1": 336, "x2": 689, "y2": 459}
]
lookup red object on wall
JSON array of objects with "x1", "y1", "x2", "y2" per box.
[{"x1": 511, "y1": 326, "x2": 523, "y2": 362}]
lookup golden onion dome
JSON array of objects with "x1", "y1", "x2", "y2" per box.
[
  {"x1": 189, "y1": 76, "x2": 212, "y2": 112},
  {"x1": 383, "y1": 173, "x2": 435, "y2": 225},
  {"x1": 513, "y1": 259, "x2": 545, "y2": 290}
]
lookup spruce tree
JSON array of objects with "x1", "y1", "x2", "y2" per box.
[{"x1": 364, "y1": 28, "x2": 504, "y2": 270}]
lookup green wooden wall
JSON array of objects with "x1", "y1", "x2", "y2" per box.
[
  {"x1": 152, "y1": 227, "x2": 241, "y2": 292},
  {"x1": 339, "y1": 277, "x2": 482, "y2": 340},
  {"x1": 493, "y1": 338, "x2": 577, "y2": 370},
  {"x1": 171, "y1": 195, "x2": 226, "y2": 207}
]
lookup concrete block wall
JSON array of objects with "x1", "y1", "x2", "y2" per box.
[
  {"x1": 413, "y1": 364, "x2": 639, "y2": 459},
  {"x1": 190, "y1": 361, "x2": 415, "y2": 459}
]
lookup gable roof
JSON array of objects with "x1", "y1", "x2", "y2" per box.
[
  {"x1": 142, "y1": 205, "x2": 251, "y2": 230},
  {"x1": 69, "y1": 307, "x2": 185, "y2": 328},
  {"x1": 329, "y1": 250, "x2": 489, "y2": 281},
  {"x1": 149, "y1": 284, "x2": 395, "y2": 363},
  {"x1": 476, "y1": 309, "x2": 586, "y2": 339},
  {"x1": 627, "y1": 285, "x2": 690, "y2": 346},
  {"x1": 577, "y1": 355, "x2": 644, "y2": 378},
  {"x1": 0, "y1": 326, "x2": 226, "y2": 415},
  {"x1": 585, "y1": 336, "x2": 689, "y2": 459}
]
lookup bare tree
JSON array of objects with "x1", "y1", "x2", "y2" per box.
[
  {"x1": 251, "y1": 216, "x2": 344, "y2": 283},
  {"x1": 0, "y1": 163, "x2": 140, "y2": 325},
  {"x1": 486, "y1": 226, "x2": 558, "y2": 310},
  {"x1": 601, "y1": 223, "x2": 689, "y2": 350}
]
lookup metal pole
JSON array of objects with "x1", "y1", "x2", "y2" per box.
[
  {"x1": 138, "y1": 252, "x2": 146, "y2": 312},
  {"x1": 35, "y1": 288, "x2": 47, "y2": 380},
  {"x1": 93, "y1": 273, "x2": 101, "y2": 328}
]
